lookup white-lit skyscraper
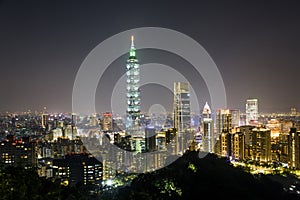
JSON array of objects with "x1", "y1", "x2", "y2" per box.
[
  {"x1": 201, "y1": 102, "x2": 214, "y2": 153},
  {"x1": 173, "y1": 82, "x2": 191, "y2": 155},
  {"x1": 246, "y1": 98, "x2": 258, "y2": 125}
]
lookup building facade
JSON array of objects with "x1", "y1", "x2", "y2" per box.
[
  {"x1": 201, "y1": 102, "x2": 214, "y2": 153},
  {"x1": 246, "y1": 98, "x2": 258, "y2": 125},
  {"x1": 173, "y1": 82, "x2": 191, "y2": 155},
  {"x1": 250, "y1": 126, "x2": 271, "y2": 163},
  {"x1": 288, "y1": 128, "x2": 300, "y2": 169},
  {"x1": 125, "y1": 36, "x2": 141, "y2": 138}
]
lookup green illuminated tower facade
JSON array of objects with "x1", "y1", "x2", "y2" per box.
[{"x1": 126, "y1": 36, "x2": 142, "y2": 139}]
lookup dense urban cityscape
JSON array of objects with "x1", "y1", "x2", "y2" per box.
[
  {"x1": 1, "y1": 1, "x2": 300, "y2": 199},
  {"x1": 1, "y1": 36, "x2": 300, "y2": 199}
]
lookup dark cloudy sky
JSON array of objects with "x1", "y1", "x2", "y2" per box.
[{"x1": 0, "y1": 0, "x2": 299, "y2": 114}]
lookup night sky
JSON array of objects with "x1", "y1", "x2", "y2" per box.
[{"x1": 0, "y1": 0, "x2": 299, "y2": 114}]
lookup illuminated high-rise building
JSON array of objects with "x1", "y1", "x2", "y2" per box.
[
  {"x1": 0, "y1": 135, "x2": 37, "y2": 168},
  {"x1": 42, "y1": 113, "x2": 49, "y2": 129},
  {"x1": 239, "y1": 125, "x2": 255, "y2": 159},
  {"x1": 288, "y1": 128, "x2": 300, "y2": 169},
  {"x1": 173, "y1": 82, "x2": 191, "y2": 155},
  {"x1": 246, "y1": 98, "x2": 258, "y2": 125},
  {"x1": 89, "y1": 114, "x2": 98, "y2": 127},
  {"x1": 125, "y1": 36, "x2": 141, "y2": 138},
  {"x1": 231, "y1": 127, "x2": 245, "y2": 161},
  {"x1": 52, "y1": 154, "x2": 102, "y2": 188},
  {"x1": 230, "y1": 109, "x2": 240, "y2": 128},
  {"x1": 215, "y1": 109, "x2": 231, "y2": 157},
  {"x1": 102, "y1": 112, "x2": 113, "y2": 131},
  {"x1": 291, "y1": 107, "x2": 297, "y2": 116},
  {"x1": 215, "y1": 109, "x2": 232, "y2": 136},
  {"x1": 71, "y1": 113, "x2": 77, "y2": 139},
  {"x1": 251, "y1": 126, "x2": 271, "y2": 163},
  {"x1": 145, "y1": 126, "x2": 156, "y2": 152},
  {"x1": 201, "y1": 102, "x2": 214, "y2": 153}
]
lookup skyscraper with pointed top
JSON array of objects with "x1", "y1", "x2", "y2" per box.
[
  {"x1": 125, "y1": 36, "x2": 142, "y2": 139},
  {"x1": 201, "y1": 102, "x2": 214, "y2": 153}
]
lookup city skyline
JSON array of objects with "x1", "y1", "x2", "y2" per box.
[
  {"x1": 1, "y1": 1, "x2": 300, "y2": 198},
  {"x1": 0, "y1": 1, "x2": 299, "y2": 114}
]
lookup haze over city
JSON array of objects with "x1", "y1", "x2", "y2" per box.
[
  {"x1": 2, "y1": 1, "x2": 300, "y2": 200},
  {"x1": 0, "y1": 0, "x2": 299, "y2": 114}
]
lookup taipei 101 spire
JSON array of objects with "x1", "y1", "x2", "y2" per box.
[{"x1": 125, "y1": 36, "x2": 142, "y2": 137}]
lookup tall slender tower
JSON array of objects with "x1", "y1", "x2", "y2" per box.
[
  {"x1": 125, "y1": 36, "x2": 142, "y2": 139},
  {"x1": 173, "y1": 82, "x2": 191, "y2": 155}
]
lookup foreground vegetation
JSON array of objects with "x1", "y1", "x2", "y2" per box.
[
  {"x1": 1, "y1": 151, "x2": 300, "y2": 199},
  {"x1": 101, "y1": 151, "x2": 300, "y2": 200},
  {"x1": 0, "y1": 165, "x2": 92, "y2": 200}
]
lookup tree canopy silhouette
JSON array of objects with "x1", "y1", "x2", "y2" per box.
[{"x1": 101, "y1": 150, "x2": 299, "y2": 200}]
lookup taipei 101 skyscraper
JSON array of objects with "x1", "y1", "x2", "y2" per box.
[{"x1": 125, "y1": 36, "x2": 142, "y2": 140}]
